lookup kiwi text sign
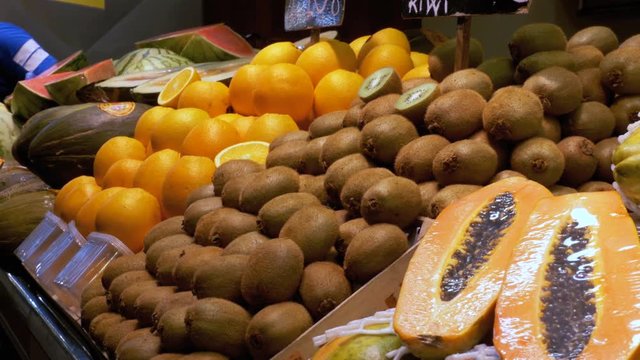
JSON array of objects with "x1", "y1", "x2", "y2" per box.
[
  {"x1": 401, "y1": 0, "x2": 530, "y2": 17},
  {"x1": 284, "y1": 0, "x2": 346, "y2": 31}
]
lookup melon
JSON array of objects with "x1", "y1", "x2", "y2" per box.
[
  {"x1": 0, "y1": 105, "x2": 19, "y2": 160},
  {"x1": 39, "y1": 50, "x2": 88, "y2": 77},
  {"x1": 115, "y1": 48, "x2": 193, "y2": 75},
  {"x1": 135, "y1": 23, "x2": 254, "y2": 63},
  {"x1": 45, "y1": 59, "x2": 116, "y2": 105},
  {"x1": 10, "y1": 72, "x2": 71, "y2": 124}
]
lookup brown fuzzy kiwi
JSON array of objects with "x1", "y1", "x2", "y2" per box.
[
  {"x1": 222, "y1": 232, "x2": 269, "y2": 256},
  {"x1": 600, "y1": 47, "x2": 640, "y2": 95},
  {"x1": 336, "y1": 218, "x2": 370, "y2": 258},
  {"x1": 213, "y1": 159, "x2": 264, "y2": 196},
  {"x1": 245, "y1": 302, "x2": 313, "y2": 359},
  {"x1": 257, "y1": 192, "x2": 321, "y2": 237},
  {"x1": 429, "y1": 38, "x2": 484, "y2": 81},
  {"x1": 107, "y1": 270, "x2": 154, "y2": 311},
  {"x1": 610, "y1": 96, "x2": 640, "y2": 135},
  {"x1": 567, "y1": 26, "x2": 619, "y2": 54},
  {"x1": 334, "y1": 209, "x2": 350, "y2": 227},
  {"x1": 418, "y1": 181, "x2": 440, "y2": 217},
  {"x1": 509, "y1": 23, "x2": 567, "y2": 63},
  {"x1": 340, "y1": 167, "x2": 395, "y2": 216},
  {"x1": 265, "y1": 139, "x2": 307, "y2": 170},
  {"x1": 88, "y1": 312, "x2": 124, "y2": 346},
  {"x1": 183, "y1": 197, "x2": 223, "y2": 236},
  {"x1": 427, "y1": 184, "x2": 482, "y2": 218},
  {"x1": 173, "y1": 246, "x2": 223, "y2": 290},
  {"x1": 145, "y1": 234, "x2": 194, "y2": 274},
  {"x1": 510, "y1": 137, "x2": 565, "y2": 187},
  {"x1": 300, "y1": 174, "x2": 330, "y2": 205},
  {"x1": 469, "y1": 130, "x2": 511, "y2": 171},
  {"x1": 207, "y1": 212, "x2": 259, "y2": 247},
  {"x1": 343, "y1": 102, "x2": 365, "y2": 128},
  {"x1": 220, "y1": 172, "x2": 262, "y2": 209},
  {"x1": 394, "y1": 82, "x2": 440, "y2": 127},
  {"x1": 402, "y1": 77, "x2": 438, "y2": 93},
  {"x1": 319, "y1": 127, "x2": 362, "y2": 169},
  {"x1": 358, "y1": 66, "x2": 402, "y2": 102},
  {"x1": 157, "y1": 306, "x2": 192, "y2": 353},
  {"x1": 279, "y1": 205, "x2": 340, "y2": 263},
  {"x1": 102, "y1": 252, "x2": 147, "y2": 289},
  {"x1": 193, "y1": 207, "x2": 239, "y2": 245},
  {"x1": 425, "y1": 89, "x2": 486, "y2": 141},
  {"x1": 193, "y1": 254, "x2": 249, "y2": 302},
  {"x1": 156, "y1": 245, "x2": 197, "y2": 285},
  {"x1": 134, "y1": 286, "x2": 177, "y2": 327},
  {"x1": 299, "y1": 262, "x2": 352, "y2": 320},
  {"x1": 118, "y1": 280, "x2": 158, "y2": 318},
  {"x1": 360, "y1": 114, "x2": 419, "y2": 165},
  {"x1": 359, "y1": 93, "x2": 401, "y2": 127},
  {"x1": 577, "y1": 68, "x2": 612, "y2": 104},
  {"x1": 514, "y1": 51, "x2": 577, "y2": 84},
  {"x1": 150, "y1": 354, "x2": 183, "y2": 360},
  {"x1": 549, "y1": 185, "x2": 578, "y2": 196},
  {"x1": 568, "y1": 45, "x2": 605, "y2": 70},
  {"x1": 115, "y1": 328, "x2": 162, "y2": 360},
  {"x1": 344, "y1": 223, "x2": 409, "y2": 283},
  {"x1": 151, "y1": 291, "x2": 197, "y2": 331},
  {"x1": 180, "y1": 353, "x2": 229, "y2": 360},
  {"x1": 621, "y1": 34, "x2": 640, "y2": 48},
  {"x1": 594, "y1": 137, "x2": 618, "y2": 182},
  {"x1": 299, "y1": 136, "x2": 328, "y2": 175},
  {"x1": 81, "y1": 295, "x2": 109, "y2": 329},
  {"x1": 361, "y1": 176, "x2": 423, "y2": 228},
  {"x1": 143, "y1": 217, "x2": 186, "y2": 253},
  {"x1": 269, "y1": 130, "x2": 310, "y2": 150},
  {"x1": 238, "y1": 166, "x2": 300, "y2": 215},
  {"x1": 557, "y1": 136, "x2": 598, "y2": 187},
  {"x1": 186, "y1": 184, "x2": 215, "y2": 208},
  {"x1": 324, "y1": 154, "x2": 373, "y2": 205},
  {"x1": 81, "y1": 277, "x2": 105, "y2": 308},
  {"x1": 537, "y1": 116, "x2": 562, "y2": 142},
  {"x1": 102, "y1": 319, "x2": 139, "y2": 357},
  {"x1": 439, "y1": 68, "x2": 493, "y2": 100},
  {"x1": 185, "y1": 298, "x2": 252, "y2": 357},
  {"x1": 578, "y1": 181, "x2": 615, "y2": 192},
  {"x1": 482, "y1": 86, "x2": 544, "y2": 141},
  {"x1": 432, "y1": 140, "x2": 499, "y2": 186},
  {"x1": 477, "y1": 57, "x2": 515, "y2": 90},
  {"x1": 562, "y1": 101, "x2": 615, "y2": 142},
  {"x1": 241, "y1": 238, "x2": 304, "y2": 307},
  {"x1": 308, "y1": 110, "x2": 347, "y2": 138},
  {"x1": 522, "y1": 66, "x2": 583, "y2": 116},
  {"x1": 490, "y1": 170, "x2": 526, "y2": 183}
]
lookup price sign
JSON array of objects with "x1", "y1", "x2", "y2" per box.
[
  {"x1": 401, "y1": 0, "x2": 529, "y2": 18},
  {"x1": 284, "y1": 0, "x2": 346, "y2": 31},
  {"x1": 52, "y1": 0, "x2": 105, "y2": 9}
]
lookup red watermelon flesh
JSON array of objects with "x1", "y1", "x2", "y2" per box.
[
  {"x1": 45, "y1": 59, "x2": 116, "y2": 105},
  {"x1": 11, "y1": 72, "x2": 73, "y2": 123},
  {"x1": 39, "y1": 50, "x2": 88, "y2": 77}
]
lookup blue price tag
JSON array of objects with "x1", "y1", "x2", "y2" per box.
[{"x1": 285, "y1": 0, "x2": 345, "y2": 31}]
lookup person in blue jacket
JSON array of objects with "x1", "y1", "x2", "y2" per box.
[{"x1": 0, "y1": 22, "x2": 57, "y2": 100}]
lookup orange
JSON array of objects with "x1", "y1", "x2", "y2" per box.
[
  {"x1": 75, "y1": 187, "x2": 125, "y2": 237},
  {"x1": 53, "y1": 176, "x2": 97, "y2": 215},
  {"x1": 181, "y1": 117, "x2": 241, "y2": 160},
  {"x1": 229, "y1": 64, "x2": 267, "y2": 116},
  {"x1": 132, "y1": 149, "x2": 181, "y2": 205},
  {"x1": 157, "y1": 66, "x2": 201, "y2": 108},
  {"x1": 57, "y1": 182, "x2": 102, "y2": 223},
  {"x1": 358, "y1": 43, "x2": 414, "y2": 78},
  {"x1": 253, "y1": 63, "x2": 314, "y2": 123},
  {"x1": 411, "y1": 51, "x2": 429, "y2": 67},
  {"x1": 402, "y1": 64, "x2": 431, "y2": 81},
  {"x1": 214, "y1": 141, "x2": 269, "y2": 168},
  {"x1": 357, "y1": 27, "x2": 411, "y2": 65},
  {"x1": 314, "y1": 69, "x2": 364, "y2": 116},
  {"x1": 214, "y1": 113, "x2": 243, "y2": 123},
  {"x1": 93, "y1": 136, "x2": 146, "y2": 186},
  {"x1": 228, "y1": 115, "x2": 255, "y2": 140},
  {"x1": 251, "y1": 41, "x2": 302, "y2": 65},
  {"x1": 161, "y1": 155, "x2": 216, "y2": 217},
  {"x1": 177, "y1": 81, "x2": 230, "y2": 117},
  {"x1": 134, "y1": 106, "x2": 174, "y2": 148},
  {"x1": 101, "y1": 158, "x2": 143, "y2": 188},
  {"x1": 244, "y1": 113, "x2": 299, "y2": 143},
  {"x1": 149, "y1": 107, "x2": 209, "y2": 152},
  {"x1": 95, "y1": 187, "x2": 162, "y2": 252},
  {"x1": 295, "y1": 39, "x2": 357, "y2": 85},
  {"x1": 350, "y1": 35, "x2": 371, "y2": 58}
]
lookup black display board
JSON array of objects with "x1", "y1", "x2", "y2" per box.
[
  {"x1": 579, "y1": 0, "x2": 640, "y2": 13},
  {"x1": 284, "y1": 0, "x2": 346, "y2": 31},
  {"x1": 401, "y1": 0, "x2": 530, "y2": 18}
]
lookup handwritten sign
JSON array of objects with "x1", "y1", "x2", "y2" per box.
[
  {"x1": 284, "y1": 0, "x2": 346, "y2": 31},
  {"x1": 52, "y1": 0, "x2": 105, "y2": 9},
  {"x1": 401, "y1": 0, "x2": 529, "y2": 18}
]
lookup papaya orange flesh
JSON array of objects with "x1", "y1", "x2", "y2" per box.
[
  {"x1": 495, "y1": 191, "x2": 640, "y2": 360},
  {"x1": 394, "y1": 177, "x2": 552, "y2": 359}
]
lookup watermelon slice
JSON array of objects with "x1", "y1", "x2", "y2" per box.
[
  {"x1": 135, "y1": 23, "x2": 254, "y2": 63},
  {"x1": 39, "y1": 50, "x2": 88, "y2": 76},
  {"x1": 45, "y1": 59, "x2": 116, "y2": 105}
]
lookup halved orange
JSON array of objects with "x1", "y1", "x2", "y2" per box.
[
  {"x1": 157, "y1": 66, "x2": 201, "y2": 108},
  {"x1": 214, "y1": 141, "x2": 270, "y2": 168}
]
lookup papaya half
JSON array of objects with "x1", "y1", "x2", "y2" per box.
[
  {"x1": 494, "y1": 191, "x2": 640, "y2": 360},
  {"x1": 393, "y1": 177, "x2": 551, "y2": 359}
]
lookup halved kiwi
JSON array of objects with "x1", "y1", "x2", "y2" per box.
[
  {"x1": 394, "y1": 82, "x2": 440, "y2": 126},
  {"x1": 358, "y1": 67, "x2": 402, "y2": 102}
]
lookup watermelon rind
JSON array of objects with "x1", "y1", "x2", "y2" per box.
[
  {"x1": 41, "y1": 50, "x2": 88, "y2": 76},
  {"x1": 115, "y1": 48, "x2": 193, "y2": 75},
  {"x1": 10, "y1": 79, "x2": 58, "y2": 124},
  {"x1": 45, "y1": 59, "x2": 116, "y2": 105}
]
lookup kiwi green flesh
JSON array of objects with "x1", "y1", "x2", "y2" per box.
[
  {"x1": 358, "y1": 67, "x2": 402, "y2": 102},
  {"x1": 395, "y1": 82, "x2": 439, "y2": 126}
]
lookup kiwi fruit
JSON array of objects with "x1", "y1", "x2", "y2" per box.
[
  {"x1": 150, "y1": 355, "x2": 184, "y2": 360},
  {"x1": 610, "y1": 96, "x2": 640, "y2": 134},
  {"x1": 557, "y1": 136, "x2": 598, "y2": 187},
  {"x1": 279, "y1": 205, "x2": 339, "y2": 263},
  {"x1": 222, "y1": 232, "x2": 269, "y2": 256},
  {"x1": 173, "y1": 246, "x2": 223, "y2": 290},
  {"x1": 394, "y1": 82, "x2": 440, "y2": 127},
  {"x1": 359, "y1": 93, "x2": 401, "y2": 127},
  {"x1": 523, "y1": 66, "x2": 583, "y2": 116},
  {"x1": 319, "y1": 127, "x2": 362, "y2": 169},
  {"x1": 509, "y1": 23, "x2": 567, "y2": 63},
  {"x1": 213, "y1": 159, "x2": 264, "y2": 196},
  {"x1": 102, "y1": 252, "x2": 147, "y2": 289},
  {"x1": 115, "y1": 328, "x2": 162, "y2": 360},
  {"x1": 425, "y1": 89, "x2": 486, "y2": 141},
  {"x1": 88, "y1": 312, "x2": 124, "y2": 346},
  {"x1": 239, "y1": 166, "x2": 300, "y2": 214},
  {"x1": 340, "y1": 167, "x2": 395, "y2": 216},
  {"x1": 394, "y1": 135, "x2": 450, "y2": 183},
  {"x1": 308, "y1": 110, "x2": 347, "y2": 138},
  {"x1": 336, "y1": 218, "x2": 370, "y2": 258},
  {"x1": 193, "y1": 207, "x2": 238, "y2": 245},
  {"x1": 562, "y1": 101, "x2": 615, "y2": 142},
  {"x1": 206, "y1": 212, "x2": 258, "y2": 247},
  {"x1": 361, "y1": 176, "x2": 422, "y2": 228},
  {"x1": 621, "y1": 34, "x2": 640, "y2": 49},
  {"x1": 300, "y1": 175, "x2": 330, "y2": 205},
  {"x1": 549, "y1": 184, "x2": 578, "y2": 196},
  {"x1": 568, "y1": 45, "x2": 605, "y2": 71},
  {"x1": 334, "y1": 209, "x2": 350, "y2": 227},
  {"x1": 118, "y1": 280, "x2": 158, "y2": 318},
  {"x1": 299, "y1": 262, "x2": 352, "y2": 320},
  {"x1": 81, "y1": 295, "x2": 109, "y2": 328},
  {"x1": 145, "y1": 234, "x2": 194, "y2": 274},
  {"x1": 429, "y1": 38, "x2": 484, "y2": 81},
  {"x1": 220, "y1": 172, "x2": 262, "y2": 209},
  {"x1": 299, "y1": 136, "x2": 328, "y2": 175},
  {"x1": 102, "y1": 319, "x2": 139, "y2": 357},
  {"x1": 245, "y1": 302, "x2": 314, "y2": 359},
  {"x1": 193, "y1": 254, "x2": 249, "y2": 302},
  {"x1": 81, "y1": 277, "x2": 105, "y2": 308},
  {"x1": 180, "y1": 353, "x2": 229, "y2": 360},
  {"x1": 151, "y1": 291, "x2": 198, "y2": 330},
  {"x1": 157, "y1": 306, "x2": 192, "y2": 353},
  {"x1": 107, "y1": 270, "x2": 154, "y2": 311},
  {"x1": 439, "y1": 68, "x2": 494, "y2": 100},
  {"x1": 469, "y1": 130, "x2": 511, "y2": 170},
  {"x1": 324, "y1": 154, "x2": 373, "y2": 205},
  {"x1": 143, "y1": 217, "x2": 186, "y2": 253},
  {"x1": 510, "y1": 137, "x2": 565, "y2": 187},
  {"x1": 477, "y1": 57, "x2": 516, "y2": 90},
  {"x1": 360, "y1": 114, "x2": 419, "y2": 165},
  {"x1": 593, "y1": 137, "x2": 618, "y2": 182},
  {"x1": 343, "y1": 102, "x2": 365, "y2": 128},
  {"x1": 600, "y1": 47, "x2": 640, "y2": 95},
  {"x1": 241, "y1": 238, "x2": 304, "y2": 307},
  {"x1": 577, "y1": 68, "x2": 611, "y2": 104},
  {"x1": 491, "y1": 170, "x2": 526, "y2": 183},
  {"x1": 134, "y1": 286, "x2": 177, "y2": 327},
  {"x1": 538, "y1": 116, "x2": 562, "y2": 142},
  {"x1": 269, "y1": 130, "x2": 310, "y2": 150},
  {"x1": 358, "y1": 66, "x2": 402, "y2": 102},
  {"x1": 418, "y1": 181, "x2": 440, "y2": 217},
  {"x1": 344, "y1": 223, "x2": 409, "y2": 283},
  {"x1": 257, "y1": 192, "x2": 321, "y2": 237},
  {"x1": 432, "y1": 140, "x2": 498, "y2": 186},
  {"x1": 427, "y1": 184, "x2": 482, "y2": 218},
  {"x1": 567, "y1": 26, "x2": 619, "y2": 54},
  {"x1": 577, "y1": 181, "x2": 615, "y2": 192},
  {"x1": 183, "y1": 197, "x2": 223, "y2": 236},
  {"x1": 402, "y1": 77, "x2": 437, "y2": 93},
  {"x1": 482, "y1": 86, "x2": 544, "y2": 141},
  {"x1": 186, "y1": 184, "x2": 215, "y2": 208},
  {"x1": 185, "y1": 298, "x2": 251, "y2": 357},
  {"x1": 514, "y1": 51, "x2": 577, "y2": 83},
  {"x1": 265, "y1": 139, "x2": 307, "y2": 170}
]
